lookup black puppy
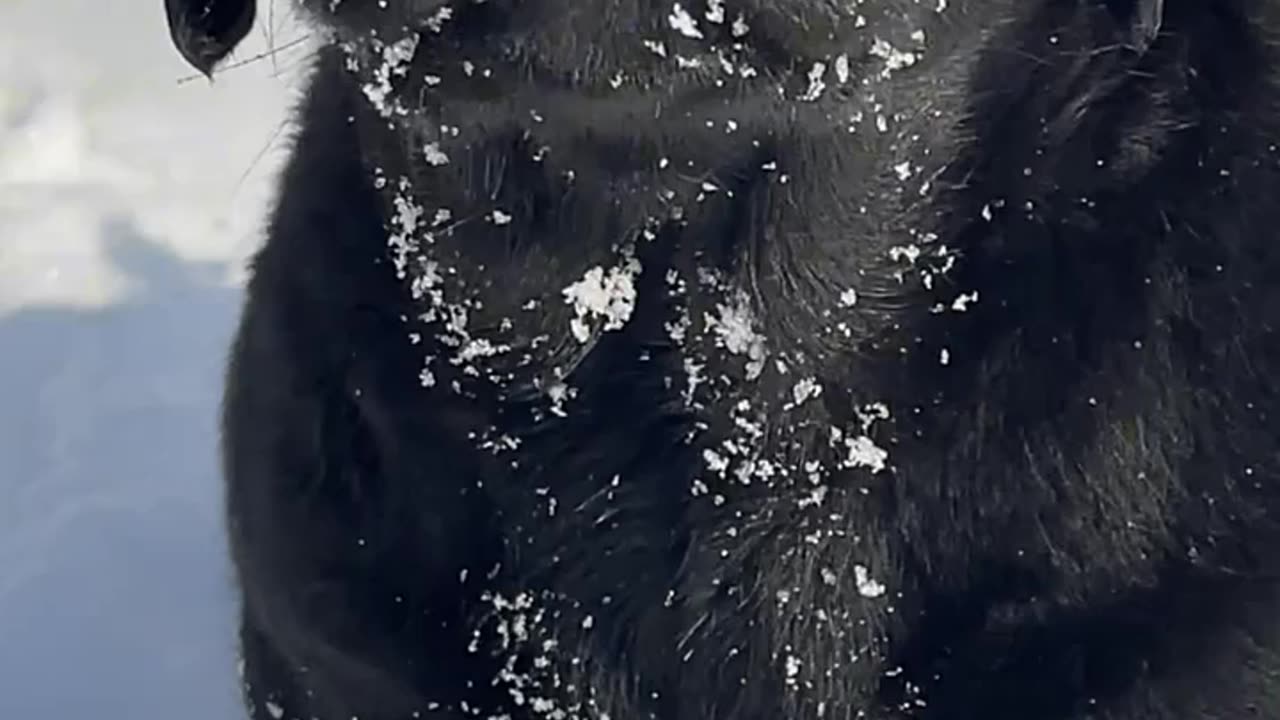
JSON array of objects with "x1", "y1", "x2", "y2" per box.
[{"x1": 167, "y1": 1, "x2": 1280, "y2": 718}]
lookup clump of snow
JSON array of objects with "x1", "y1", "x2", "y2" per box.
[
  {"x1": 359, "y1": 34, "x2": 420, "y2": 118},
  {"x1": 841, "y1": 433, "x2": 890, "y2": 473},
  {"x1": 423, "y1": 142, "x2": 450, "y2": 166},
  {"x1": 950, "y1": 291, "x2": 979, "y2": 312},
  {"x1": 854, "y1": 565, "x2": 887, "y2": 598},
  {"x1": 562, "y1": 257, "x2": 643, "y2": 343},
  {"x1": 705, "y1": 0, "x2": 726, "y2": 24},
  {"x1": 668, "y1": 3, "x2": 704, "y2": 39},
  {"x1": 790, "y1": 377, "x2": 822, "y2": 407},
  {"x1": 870, "y1": 38, "x2": 919, "y2": 78},
  {"x1": 705, "y1": 290, "x2": 768, "y2": 380}
]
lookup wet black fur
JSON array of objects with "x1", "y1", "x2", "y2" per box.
[{"x1": 171, "y1": 1, "x2": 1280, "y2": 718}]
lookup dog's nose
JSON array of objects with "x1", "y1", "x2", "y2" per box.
[{"x1": 165, "y1": 0, "x2": 256, "y2": 77}]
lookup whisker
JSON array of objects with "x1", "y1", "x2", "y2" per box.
[{"x1": 175, "y1": 34, "x2": 314, "y2": 86}]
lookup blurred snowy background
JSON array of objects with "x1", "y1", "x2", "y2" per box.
[{"x1": 0, "y1": 2, "x2": 314, "y2": 717}]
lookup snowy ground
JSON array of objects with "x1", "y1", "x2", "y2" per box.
[{"x1": 0, "y1": 2, "x2": 314, "y2": 717}]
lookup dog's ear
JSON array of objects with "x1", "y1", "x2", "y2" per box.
[
  {"x1": 165, "y1": 0, "x2": 256, "y2": 77},
  {"x1": 1103, "y1": 0, "x2": 1165, "y2": 54}
]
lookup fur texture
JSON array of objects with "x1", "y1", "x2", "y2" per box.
[{"x1": 170, "y1": 1, "x2": 1280, "y2": 718}]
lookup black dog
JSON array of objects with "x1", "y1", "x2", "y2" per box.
[{"x1": 167, "y1": 1, "x2": 1280, "y2": 718}]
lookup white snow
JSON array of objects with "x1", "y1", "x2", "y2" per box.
[
  {"x1": 854, "y1": 565, "x2": 887, "y2": 599},
  {"x1": 0, "y1": 1, "x2": 310, "y2": 718},
  {"x1": 667, "y1": 3, "x2": 704, "y2": 40},
  {"x1": 562, "y1": 258, "x2": 642, "y2": 343},
  {"x1": 704, "y1": 289, "x2": 768, "y2": 380}
]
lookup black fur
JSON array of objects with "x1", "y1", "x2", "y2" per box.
[{"x1": 169, "y1": 1, "x2": 1280, "y2": 718}]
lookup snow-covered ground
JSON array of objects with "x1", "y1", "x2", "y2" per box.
[{"x1": 0, "y1": 2, "x2": 313, "y2": 717}]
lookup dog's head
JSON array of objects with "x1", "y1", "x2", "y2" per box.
[
  {"x1": 164, "y1": 0, "x2": 1208, "y2": 382},
  {"x1": 168, "y1": 0, "x2": 1280, "y2": 609}
]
